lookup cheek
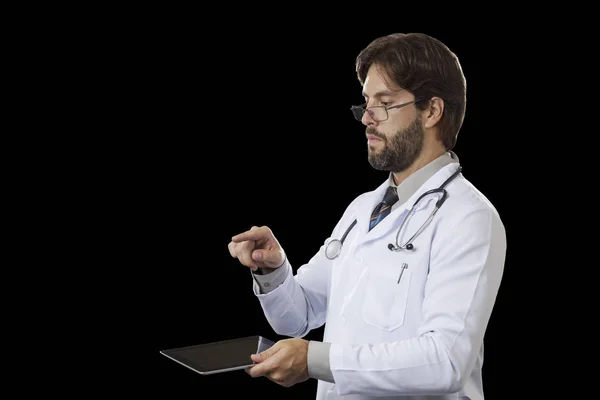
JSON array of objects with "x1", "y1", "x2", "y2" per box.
[{"x1": 378, "y1": 124, "x2": 398, "y2": 140}]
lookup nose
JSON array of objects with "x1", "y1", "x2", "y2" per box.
[{"x1": 361, "y1": 109, "x2": 377, "y2": 127}]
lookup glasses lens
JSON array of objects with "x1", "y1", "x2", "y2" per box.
[
  {"x1": 351, "y1": 106, "x2": 364, "y2": 121},
  {"x1": 368, "y1": 107, "x2": 387, "y2": 121},
  {"x1": 351, "y1": 106, "x2": 388, "y2": 121},
  {"x1": 351, "y1": 106, "x2": 389, "y2": 121}
]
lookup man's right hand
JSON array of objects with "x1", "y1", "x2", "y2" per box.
[{"x1": 228, "y1": 226, "x2": 286, "y2": 272}]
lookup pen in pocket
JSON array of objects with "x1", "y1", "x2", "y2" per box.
[{"x1": 397, "y1": 263, "x2": 408, "y2": 284}]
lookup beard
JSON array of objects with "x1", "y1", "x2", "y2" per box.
[{"x1": 367, "y1": 116, "x2": 424, "y2": 173}]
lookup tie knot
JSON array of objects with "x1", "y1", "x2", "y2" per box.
[{"x1": 383, "y1": 186, "x2": 398, "y2": 206}]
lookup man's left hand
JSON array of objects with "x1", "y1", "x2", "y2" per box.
[{"x1": 247, "y1": 338, "x2": 310, "y2": 387}]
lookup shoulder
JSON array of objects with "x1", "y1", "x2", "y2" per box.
[
  {"x1": 436, "y1": 174, "x2": 506, "y2": 243},
  {"x1": 428, "y1": 174, "x2": 507, "y2": 278},
  {"x1": 450, "y1": 175, "x2": 502, "y2": 220}
]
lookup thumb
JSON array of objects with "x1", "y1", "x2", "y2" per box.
[
  {"x1": 250, "y1": 346, "x2": 279, "y2": 363},
  {"x1": 252, "y1": 249, "x2": 283, "y2": 266}
]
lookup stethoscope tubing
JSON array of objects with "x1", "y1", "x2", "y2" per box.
[{"x1": 324, "y1": 165, "x2": 462, "y2": 259}]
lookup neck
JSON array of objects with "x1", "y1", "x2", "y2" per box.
[{"x1": 392, "y1": 146, "x2": 446, "y2": 186}]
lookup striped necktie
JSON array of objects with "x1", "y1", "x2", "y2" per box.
[{"x1": 369, "y1": 186, "x2": 399, "y2": 231}]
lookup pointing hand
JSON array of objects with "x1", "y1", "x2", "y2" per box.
[{"x1": 228, "y1": 226, "x2": 286, "y2": 272}]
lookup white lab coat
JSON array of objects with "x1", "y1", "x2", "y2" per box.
[{"x1": 253, "y1": 163, "x2": 506, "y2": 399}]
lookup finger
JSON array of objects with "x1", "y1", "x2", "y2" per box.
[
  {"x1": 247, "y1": 356, "x2": 278, "y2": 378},
  {"x1": 250, "y1": 350, "x2": 285, "y2": 378},
  {"x1": 231, "y1": 226, "x2": 270, "y2": 243},
  {"x1": 251, "y1": 249, "x2": 283, "y2": 267},
  {"x1": 227, "y1": 241, "x2": 237, "y2": 258},
  {"x1": 250, "y1": 342, "x2": 281, "y2": 363},
  {"x1": 247, "y1": 344, "x2": 283, "y2": 377},
  {"x1": 266, "y1": 372, "x2": 287, "y2": 387},
  {"x1": 238, "y1": 241, "x2": 258, "y2": 270},
  {"x1": 228, "y1": 239, "x2": 257, "y2": 269}
]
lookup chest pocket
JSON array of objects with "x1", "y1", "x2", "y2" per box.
[{"x1": 361, "y1": 258, "x2": 413, "y2": 331}]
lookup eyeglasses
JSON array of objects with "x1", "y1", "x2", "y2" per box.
[{"x1": 350, "y1": 99, "x2": 423, "y2": 122}]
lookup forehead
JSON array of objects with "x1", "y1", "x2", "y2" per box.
[{"x1": 362, "y1": 64, "x2": 402, "y2": 97}]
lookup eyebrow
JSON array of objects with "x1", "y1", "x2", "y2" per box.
[{"x1": 362, "y1": 90, "x2": 400, "y2": 98}]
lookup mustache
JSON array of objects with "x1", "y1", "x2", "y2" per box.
[{"x1": 366, "y1": 127, "x2": 385, "y2": 140}]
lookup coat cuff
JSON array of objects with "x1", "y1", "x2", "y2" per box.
[
  {"x1": 251, "y1": 258, "x2": 290, "y2": 294},
  {"x1": 307, "y1": 341, "x2": 334, "y2": 383}
]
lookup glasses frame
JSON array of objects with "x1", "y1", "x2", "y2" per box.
[{"x1": 350, "y1": 99, "x2": 426, "y2": 122}]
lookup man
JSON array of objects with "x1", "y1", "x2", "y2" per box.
[{"x1": 228, "y1": 32, "x2": 506, "y2": 399}]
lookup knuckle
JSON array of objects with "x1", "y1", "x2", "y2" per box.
[{"x1": 270, "y1": 372, "x2": 281, "y2": 382}]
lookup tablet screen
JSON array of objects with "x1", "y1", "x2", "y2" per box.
[{"x1": 160, "y1": 335, "x2": 275, "y2": 375}]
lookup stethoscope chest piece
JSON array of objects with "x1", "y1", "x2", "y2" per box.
[
  {"x1": 325, "y1": 239, "x2": 343, "y2": 260},
  {"x1": 324, "y1": 218, "x2": 358, "y2": 260}
]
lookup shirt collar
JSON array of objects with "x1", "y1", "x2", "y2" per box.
[{"x1": 388, "y1": 151, "x2": 459, "y2": 206}]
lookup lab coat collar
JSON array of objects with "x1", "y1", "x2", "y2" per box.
[
  {"x1": 390, "y1": 151, "x2": 459, "y2": 207},
  {"x1": 356, "y1": 151, "x2": 461, "y2": 245}
]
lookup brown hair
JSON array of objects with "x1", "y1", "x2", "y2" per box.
[{"x1": 356, "y1": 33, "x2": 466, "y2": 150}]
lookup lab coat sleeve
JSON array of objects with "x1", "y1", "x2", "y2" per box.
[
  {"x1": 329, "y1": 207, "x2": 507, "y2": 397},
  {"x1": 252, "y1": 242, "x2": 333, "y2": 338}
]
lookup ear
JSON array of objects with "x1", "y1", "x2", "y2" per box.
[{"x1": 423, "y1": 97, "x2": 444, "y2": 129}]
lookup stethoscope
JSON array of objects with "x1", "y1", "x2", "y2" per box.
[{"x1": 324, "y1": 165, "x2": 462, "y2": 260}]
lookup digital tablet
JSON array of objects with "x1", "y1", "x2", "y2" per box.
[{"x1": 160, "y1": 335, "x2": 275, "y2": 375}]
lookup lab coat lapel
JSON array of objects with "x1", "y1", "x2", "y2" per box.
[
  {"x1": 354, "y1": 181, "x2": 404, "y2": 246},
  {"x1": 356, "y1": 200, "x2": 410, "y2": 247}
]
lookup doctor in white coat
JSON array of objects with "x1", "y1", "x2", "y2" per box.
[{"x1": 228, "y1": 32, "x2": 506, "y2": 400}]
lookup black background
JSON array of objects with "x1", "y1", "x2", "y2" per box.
[{"x1": 146, "y1": 19, "x2": 529, "y2": 400}]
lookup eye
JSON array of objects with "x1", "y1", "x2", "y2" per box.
[{"x1": 381, "y1": 102, "x2": 392, "y2": 106}]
